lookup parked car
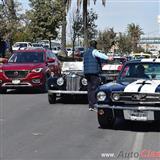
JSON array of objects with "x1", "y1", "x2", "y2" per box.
[
  {"x1": 132, "y1": 52, "x2": 151, "y2": 59},
  {"x1": 96, "y1": 59, "x2": 160, "y2": 128},
  {"x1": 66, "y1": 48, "x2": 73, "y2": 57},
  {"x1": 101, "y1": 56, "x2": 126, "y2": 82},
  {"x1": 12, "y1": 42, "x2": 32, "y2": 51},
  {"x1": 74, "y1": 47, "x2": 85, "y2": 57},
  {"x1": 51, "y1": 46, "x2": 61, "y2": 55},
  {"x1": 32, "y1": 43, "x2": 43, "y2": 48},
  {"x1": 149, "y1": 48, "x2": 159, "y2": 57},
  {"x1": 0, "y1": 48, "x2": 61, "y2": 93},
  {"x1": 47, "y1": 60, "x2": 106, "y2": 104}
]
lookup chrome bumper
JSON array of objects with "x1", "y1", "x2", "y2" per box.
[
  {"x1": 2, "y1": 82, "x2": 32, "y2": 88},
  {"x1": 48, "y1": 90, "x2": 87, "y2": 95},
  {"x1": 96, "y1": 104, "x2": 160, "y2": 111}
]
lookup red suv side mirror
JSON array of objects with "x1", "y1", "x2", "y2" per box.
[{"x1": 47, "y1": 58, "x2": 55, "y2": 63}]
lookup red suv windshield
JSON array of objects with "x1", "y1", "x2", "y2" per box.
[{"x1": 9, "y1": 52, "x2": 45, "y2": 63}]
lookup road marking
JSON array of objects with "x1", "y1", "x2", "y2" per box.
[{"x1": 129, "y1": 132, "x2": 144, "y2": 160}]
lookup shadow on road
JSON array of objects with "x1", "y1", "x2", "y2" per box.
[
  {"x1": 3, "y1": 89, "x2": 46, "y2": 94},
  {"x1": 56, "y1": 95, "x2": 88, "y2": 104},
  {"x1": 101, "y1": 119, "x2": 160, "y2": 132},
  {"x1": 3, "y1": 89, "x2": 88, "y2": 104}
]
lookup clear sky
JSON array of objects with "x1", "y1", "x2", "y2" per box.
[{"x1": 19, "y1": 0, "x2": 160, "y2": 37}]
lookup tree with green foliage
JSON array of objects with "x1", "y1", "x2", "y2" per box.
[
  {"x1": 127, "y1": 23, "x2": 144, "y2": 52},
  {"x1": 79, "y1": 9, "x2": 98, "y2": 40},
  {"x1": 0, "y1": 0, "x2": 21, "y2": 53},
  {"x1": 61, "y1": 0, "x2": 71, "y2": 56},
  {"x1": 28, "y1": 0, "x2": 63, "y2": 46},
  {"x1": 70, "y1": 8, "x2": 98, "y2": 55},
  {"x1": 97, "y1": 28, "x2": 116, "y2": 53},
  {"x1": 0, "y1": 1, "x2": 7, "y2": 37},
  {"x1": 69, "y1": 11, "x2": 82, "y2": 58},
  {"x1": 117, "y1": 32, "x2": 132, "y2": 55},
  {"x1": 77, "y1": 0, "x2": 106, "y2": 48}
]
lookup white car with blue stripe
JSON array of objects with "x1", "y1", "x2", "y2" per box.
[{"x1": 96, "y1": 58, "x2": 160, "y2": 128}]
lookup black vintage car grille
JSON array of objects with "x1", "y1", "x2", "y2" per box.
[
  {"x1": 66, "y1": 75, "x2": 81, "y2": 91},
  {"x1": 4, "y1": 70, "x2": 29, "y2": 79},
  {"x1": 111, "y1": 92, "x2": 160, "y2": 104}
]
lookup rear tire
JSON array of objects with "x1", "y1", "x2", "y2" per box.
[
  {"x1": 98, "y1": 108, "x2": 115, "y2": 129},
  {"x1": 48, "y1": 94, "x2": 56, "y2": 104}
]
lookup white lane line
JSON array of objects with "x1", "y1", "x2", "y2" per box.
[{"x1": 129, "y1": 132, "x2": 145, "y2": 160}]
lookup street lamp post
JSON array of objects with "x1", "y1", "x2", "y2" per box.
[{"x1": 157, "y1": 15, "x2": 160, "y2": 35}]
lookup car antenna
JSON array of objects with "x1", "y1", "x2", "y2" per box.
[{"x1": 153, "y1": 58, "x2": 156, "y2": 62}]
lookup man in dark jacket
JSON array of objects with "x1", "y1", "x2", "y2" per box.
[
  {"x1": 83, "y1": 40, "x2": 112, "y2": 111},
  {"x1": 0, "y1": 37, "x2": 7, "y2": 58}
]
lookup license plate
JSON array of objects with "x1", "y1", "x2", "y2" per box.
[
  {"x1": 107, "y1": 76, "x2": 114, "y2": 80},
  {"x1": 123, "y1": 110, "x2": 154, "y2": 121},
  {"x1": 12, "y1": 79, "x2": 21, "y2": 84},
  {"x1": 130, "y1": 110, "x2": 147, "y2": 121}
]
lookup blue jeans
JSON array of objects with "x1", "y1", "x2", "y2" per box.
[{"x1": 85, "y1": 74, "x2": 100, "y2": 108}]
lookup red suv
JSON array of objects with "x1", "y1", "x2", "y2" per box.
[{"x1": 0, "y1": 48, "x2": 61, "y2": 93}]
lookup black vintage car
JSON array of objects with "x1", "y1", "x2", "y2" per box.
[
  {"x1": 47, "y1": 60, "x2": 109, "y2": 104},
  {"x1": 96, "y1": 59, "x2": 160, "y2": 128},
  {"x1": 47, "y1": 61, "x2": 88, "y2": 103}
]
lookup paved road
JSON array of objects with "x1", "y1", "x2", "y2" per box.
[{"x1": 0, "y1": 91, "x2": 160, "y2": 160}]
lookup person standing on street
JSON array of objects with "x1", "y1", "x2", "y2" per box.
[
  {"x1": 0, "y1": 37, "x2": 7, "y2": 58},
  {"x1": 83, "y1": 40, "x2": 113, "y2": 111}
]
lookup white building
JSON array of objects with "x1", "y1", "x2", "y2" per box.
[{"x1": 139, "y1": 37, "x2": 160, "y2": 53}]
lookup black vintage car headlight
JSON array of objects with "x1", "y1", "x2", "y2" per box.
[
  {"x1": 81, "y1": 78, "x2": 87, "y2": 86},
  {"x1": 97, "y1": 91, "x2": 106, "y2": 101},
  {"x1": 57, "y1": 77, "x2": 64, "y2": 86},
  {"x1": 112, "y1": 93, "x2": 120, "y2": 101}
]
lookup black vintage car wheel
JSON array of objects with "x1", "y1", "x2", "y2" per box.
[
  {"x1": 97, "y1": 108, "x2": 115, "y2": 129},
  {"x1": 48, "y1": 94, "x2": 56, "y2": 104}
]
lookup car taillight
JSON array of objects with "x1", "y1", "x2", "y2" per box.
[{"x1": 118, "y1": 65, "x2": 123, "y2": 71}]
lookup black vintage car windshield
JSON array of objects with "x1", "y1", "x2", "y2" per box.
[
  {"x1": 118, "y1": 62, "x2": 160, "y2": 83},
  {"x1": 9, "y1": 52, "x2": 44, "y2": 63}
]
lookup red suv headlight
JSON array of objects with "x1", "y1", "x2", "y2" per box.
[{"x1": 31, "y1": 68, "x2": 43, "y2": 73}]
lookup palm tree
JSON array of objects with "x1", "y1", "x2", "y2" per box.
[
  {"x1": 127, "y1": 23, "x2": 144, "y2": 52},
  {"x1": 77, "y1": 0, "x2": 106, "y2": 48},
  {"x1": 61, "y1": 0, "x2": 71, "y2": 56}
]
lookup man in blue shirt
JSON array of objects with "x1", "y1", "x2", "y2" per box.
[{"x1": 83, "y1": 40, "x2": 113, "y2": 111}]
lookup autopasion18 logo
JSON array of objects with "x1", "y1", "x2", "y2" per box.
[{"x1": 101, "y1": 149, "x2": 160, "y2": 159}]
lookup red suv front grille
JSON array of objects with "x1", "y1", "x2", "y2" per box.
[{"x1": 4, "y1": 70, "x2": 29, "y2": 79}]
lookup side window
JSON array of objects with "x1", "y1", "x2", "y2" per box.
[
  {"x1": 50, "y1": 51, "x2": 57, "y2": 59},
  {"x1": 46, "y1": 52, "x2": 51, "y2": 60},
  {"x1": 121, "y1": 66, "x2": 129, "y2": 77},
  {"x1": 46, "y1": 51, "x2": 55, "y2": 59},
  {"x1": 121, "y1": 64, "x2": 136, "y2": 78}
]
